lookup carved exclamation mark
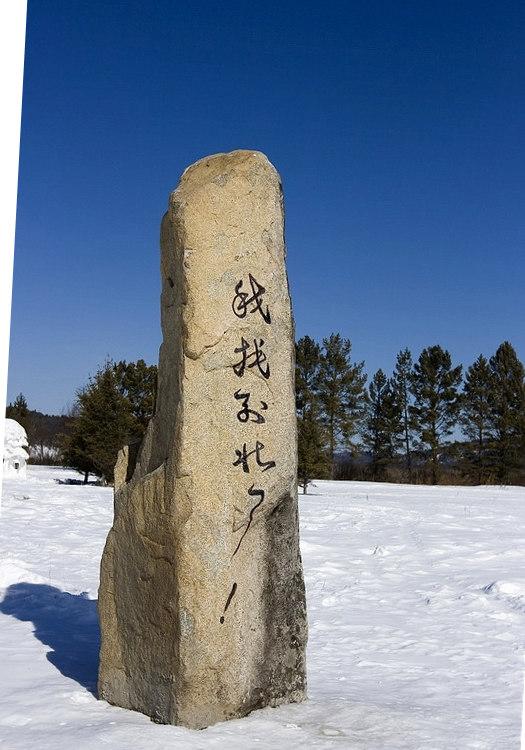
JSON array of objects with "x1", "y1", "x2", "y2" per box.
[{"x1": 220, "y1": 582, "x2": 237, "y2": 624}]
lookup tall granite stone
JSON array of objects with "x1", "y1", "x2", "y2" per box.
[{"x1": 97, "y1": 150, "x2": 307, "y2": 729}]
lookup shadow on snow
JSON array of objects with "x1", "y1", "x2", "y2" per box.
[{"x1": 0, "y1": 582, "x2": 100, "y2": 696}]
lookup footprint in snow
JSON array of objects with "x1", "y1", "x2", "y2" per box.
[
  {"x1": 320, "y1": 726, "x2": 346, "y2": 737},
  {"x1": 65, "y1": 690, "x2": 93, "y2": 705}
]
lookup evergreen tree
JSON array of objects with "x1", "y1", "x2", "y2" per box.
[
  {"x1": 410, "y1": 345, "x2": 462, "y2": 484},
  {"x1": 114, "y1": 359, "x2": 158, "y2": 438},
  {"x1": 63, "y1": 362, "x2": 131, "y2": 483},
  {"x1": 317, "y1": 333, "x2": 367, "y2": 475},
  {"x1": 6, "y1": 393, "x2": 30, "y2": 434},
  {"x1": 295, "y1": 336, "x2": 329, "y2": 492},
  {"x1": 392, "y1": 348, "x2": 414, "y2": 480},
  {"x1": 486, "y1": 342, "x2": 525, "y2": 483},
  {"x1": 461, "y1": 354, "x2": 492, "y2": 483},
  {"x1": 297, "y1": 408, "x2": 330, "y2": 493},
  {"x1": 7, "y1": 392, "x2": 28, "y2": 419},
  {"x1": 296, "y1": 336, "x2": 322, "y2": 418},
  {"x1": 362, "y1": 369, "x2": 402, "y2": 480},
  {"x1": 62, "y1": 359, "x2": 157, "y2": 484},
  {"x1": 61, "y1": 429, "x2": 94, "y2": 483}
]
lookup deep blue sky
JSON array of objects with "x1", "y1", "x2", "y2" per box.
[{"x1": 8, "y1": 0, "x2": 525, "y2": 415}]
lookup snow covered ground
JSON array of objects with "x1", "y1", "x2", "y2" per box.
[{"x1": 0, "y1": 466, "x2": 523, "y2": 749}]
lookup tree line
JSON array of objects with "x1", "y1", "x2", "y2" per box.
[
  {"x1": 6, "y1": 338, "x2": 524, "y2": 488},
  {"x1": 5, "y1": 359, "x2": 157, "y2": 484},
  {"x1": 297, "y1": 334, "x2": 525, "y2": 490},
  {"x1": 5, "y1": 393, "x2": 70, "y2": 464}
]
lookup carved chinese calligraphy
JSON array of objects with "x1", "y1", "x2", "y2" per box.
[
  {"x1": 232, "y1": 485, "x2": 265, "y2": 558},
  {"x1": 229, "y1": 274, "x2": 275, "y2": 579},
  {"x1": 98, "y1": 150, "x2": 308, "y2": 730},
  {"x1": 233, "y1": 336, "x2": 270, "y2": 379},
  {"x1": 234, "y1": 389, "x2": 268, "y2": 424},
  {"x1": 232, "y1": 273, "x2": 272, "y2": 324},
  {"x1": 233, "y1": 441, "x2": 276, "y2": 473}
]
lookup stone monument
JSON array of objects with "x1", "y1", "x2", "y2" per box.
[{"x1": 97, "y1": 150, "x2": 308, "y2": 729}]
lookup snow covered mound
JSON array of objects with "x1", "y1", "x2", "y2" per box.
[{"x1": 3, "y1": 418, "x2": 29, "y2": 478}]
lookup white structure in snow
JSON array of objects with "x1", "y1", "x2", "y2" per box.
[{"x1": 3, "y1": 419, "x2": 29, "y2": 478}]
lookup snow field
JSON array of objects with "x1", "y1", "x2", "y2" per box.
[{"x1": 0, "y1": 466, "x2": 523, "y2": 749}]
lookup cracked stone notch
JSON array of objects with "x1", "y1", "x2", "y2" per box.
[{"x1": 97, "y1": 150, "x2": 308, "y2": 730}]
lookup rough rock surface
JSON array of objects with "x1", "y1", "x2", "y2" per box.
[{"x1": 98, "y1": 150, "x2": 308, "y2": 729}]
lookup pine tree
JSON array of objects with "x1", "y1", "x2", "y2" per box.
[
  {"x1": 410, "y1": 345, "x2": 462, "y2": 484},
  {"x1": 114, "y1": 359, "x2": 158, "y2": 438},
  {"x1": 63, "y1": 363, "x2": 131, "y2": 483},
  {"x1": 317, "y1": 333, "x2": 367, "y2": 476},
  {"x1": 297, "y1": 408, "x2": 330, "y2": 493},
  {"x1": 392, "y1": 348, "x2": 414, "y2": 480},
  {"x1": 362, "y1": 369, "x2": 402, "y2": 480},
  {"x1": 486, "y1": 342, "x2": 525, "y2": 483},
  {"x1": 62, "y1": 359, "x2": 157, "y2": 484},
  {"x1": 295, "y1": 336, "x2": 329, "y2": 493},
  {"x1": 61, "y1": 429, "x2": 94, "y2": 484},
  {"x1": 296, "y1": 336, "x2": 322, "y2": 418},
  {"x1": 7, "y1": 393, "x2": 28, "y2": 420},
  {"x1": 6, "y1": 393, "x2": 30, "y2": 433},
  {"x1": 461, "y1": 354, "x2": 492, "y2": 483}
]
